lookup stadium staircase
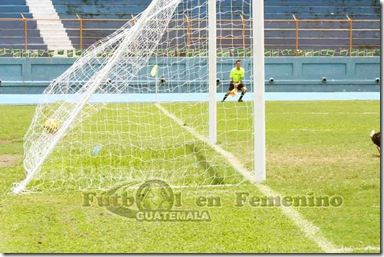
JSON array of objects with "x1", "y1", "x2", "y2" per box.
[{"x1": 25, "y1": 0, "x2": 73, "y2": 50}]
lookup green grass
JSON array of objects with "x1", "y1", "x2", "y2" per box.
[{"x1": 0, "y1": 100, "x2": 380, "y2": 253}]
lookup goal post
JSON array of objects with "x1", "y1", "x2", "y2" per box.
[
  {"x1": 210, "y1": 0, "x2": 266, "y2": 181},
  {"x1": 208, "y1": 0, "x2": 217, "y2": 144},
  {"x1": 253, "y1": 0, "x2": 266, "y2": 181}
]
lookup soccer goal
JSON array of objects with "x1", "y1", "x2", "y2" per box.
[{"x1": 13, "y1": 0, "x2": 265, "y2": 193}]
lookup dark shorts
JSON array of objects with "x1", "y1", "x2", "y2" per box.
[
  {"x1": 371, "y1": 131, "x2": 380, "y2": 147},
  {"x1": 228, "y1": 82, "x2": 245, "y2": 91}
]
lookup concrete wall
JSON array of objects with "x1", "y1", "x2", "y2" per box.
[{"x1": 0, "y1": 57, "x2": 380, "y2": 94}]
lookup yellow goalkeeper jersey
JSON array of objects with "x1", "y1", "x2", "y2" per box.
[{"x1": 230, "y1": 67, "x2": 245, "y2": 83}]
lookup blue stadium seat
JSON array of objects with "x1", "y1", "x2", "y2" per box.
[
  {"x1": 0, "y1": 13, "x2": 33, "y2": 18},
  {"x1": 0, "y1": 37, "x2": 44, "y2": 44},
  {"x1": 0, "y1": 20, "x2": 38, "y2": 29},
  {"x1": 1, "y1": 29, "x2": 42, "y2": 37},
  {"x1": 0, "y1": 44, "x2": 47, "y2": 50},
  {"x1": 0, "y1": 5, "x2": 29, "y2": 13},
  {"x1": 1, "y1": 0, "x2": 27, "y2": 5}
]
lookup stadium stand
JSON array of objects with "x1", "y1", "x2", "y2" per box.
[
  {"x1": 51, "y1": 0, "x2": 380, "y2": 20},
  {"x1": 0, "y1": 0, "x2": 380, "y2": 54},
  {"x1": 265, "y1": 0, "x2": 380, "y2": 19},
  {"x1": 0, "y1": 0, "x2": 47, "y2": 50},
  {"x1": 52, "y1": 0, "x2": 380, "y2": 52}
]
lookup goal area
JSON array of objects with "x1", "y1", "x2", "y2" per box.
[{"x1": 13, "y1": 0, "x2": 265, "y2": 193}]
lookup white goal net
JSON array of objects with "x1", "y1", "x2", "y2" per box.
[{"x1": 14, "y1": 0, "x2": 258, "y2": 193}]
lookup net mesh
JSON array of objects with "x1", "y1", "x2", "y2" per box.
[{"x1": 14, "y1": 0, "x2": 254, "y2": 193}]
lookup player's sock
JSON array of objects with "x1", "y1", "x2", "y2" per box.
[
  {"x1": 238, "y1": 91, "x2": 245, "y2": 100},
  {"x1": 221, "y1": 94, "x2": 229, "y2": 102}
]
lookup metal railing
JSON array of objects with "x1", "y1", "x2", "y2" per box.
[{"x1": 0, "y1": 15, "x2": 379, "y2": 57}]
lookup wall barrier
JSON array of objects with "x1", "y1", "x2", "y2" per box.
[{"x1": 0, "y1": 57, "x2": 379, "y2": 94}]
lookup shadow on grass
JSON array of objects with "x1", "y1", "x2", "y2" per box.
[{"x1": 186, "y1": 143, "x2": 224, "y2": 185}]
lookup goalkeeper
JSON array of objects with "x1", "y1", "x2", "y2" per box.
[{"x1": 221, "y1": 60, "x2": 247, "y2": 102}]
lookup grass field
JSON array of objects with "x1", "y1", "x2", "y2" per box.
[{"x1": 0, "y1": 100, "x2": 380, "y2": 253}]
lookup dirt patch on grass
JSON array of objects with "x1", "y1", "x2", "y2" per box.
[
  {"x1": 0, "y1": 139, "x2": 19, "y2": 144},
  {"x1": 0, "y1": 155, "x2": 21, "y2": 167},
  {"x1": 267, "y1": 148, "x2": 374, "y2": 166}
]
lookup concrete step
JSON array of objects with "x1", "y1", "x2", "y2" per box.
[{"x1": 26, "y1": 0, "x2": 74, "y2": 50}]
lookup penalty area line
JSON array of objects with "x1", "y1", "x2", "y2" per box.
[
  {"x1": 155, "y1": 102, "x2": 341, "y2": 253},
  {"x1": 336, "y1": 246, "x2": 380, "y2": 253}
]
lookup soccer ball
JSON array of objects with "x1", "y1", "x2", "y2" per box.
[{"x1": 43, "y1": 119, "x2": 59, "y2": 134}]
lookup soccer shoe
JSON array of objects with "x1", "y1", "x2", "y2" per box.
[
  {"x1": 238, "y1": 99, "x2": 243, "y2": 102},
  {"x1": 370, "y1": 130, "x2": 375, "y2": 138}
]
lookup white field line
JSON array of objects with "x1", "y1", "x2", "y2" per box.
[
  {"x1": 155, "y1": 103, "x2": 255, "y2": 182},
  {"x1": 280, "y1": 112, "x2": 379, "y2": 115},
  {"x1": 155, "y1": 103, "x2": 342, "y2": 253},
  {"x1": 290, "y1": 129, "x2": 332, "y2": 132},
  {"x1": 337, "y1": 246, "x2": 380, "y2": 252}
]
